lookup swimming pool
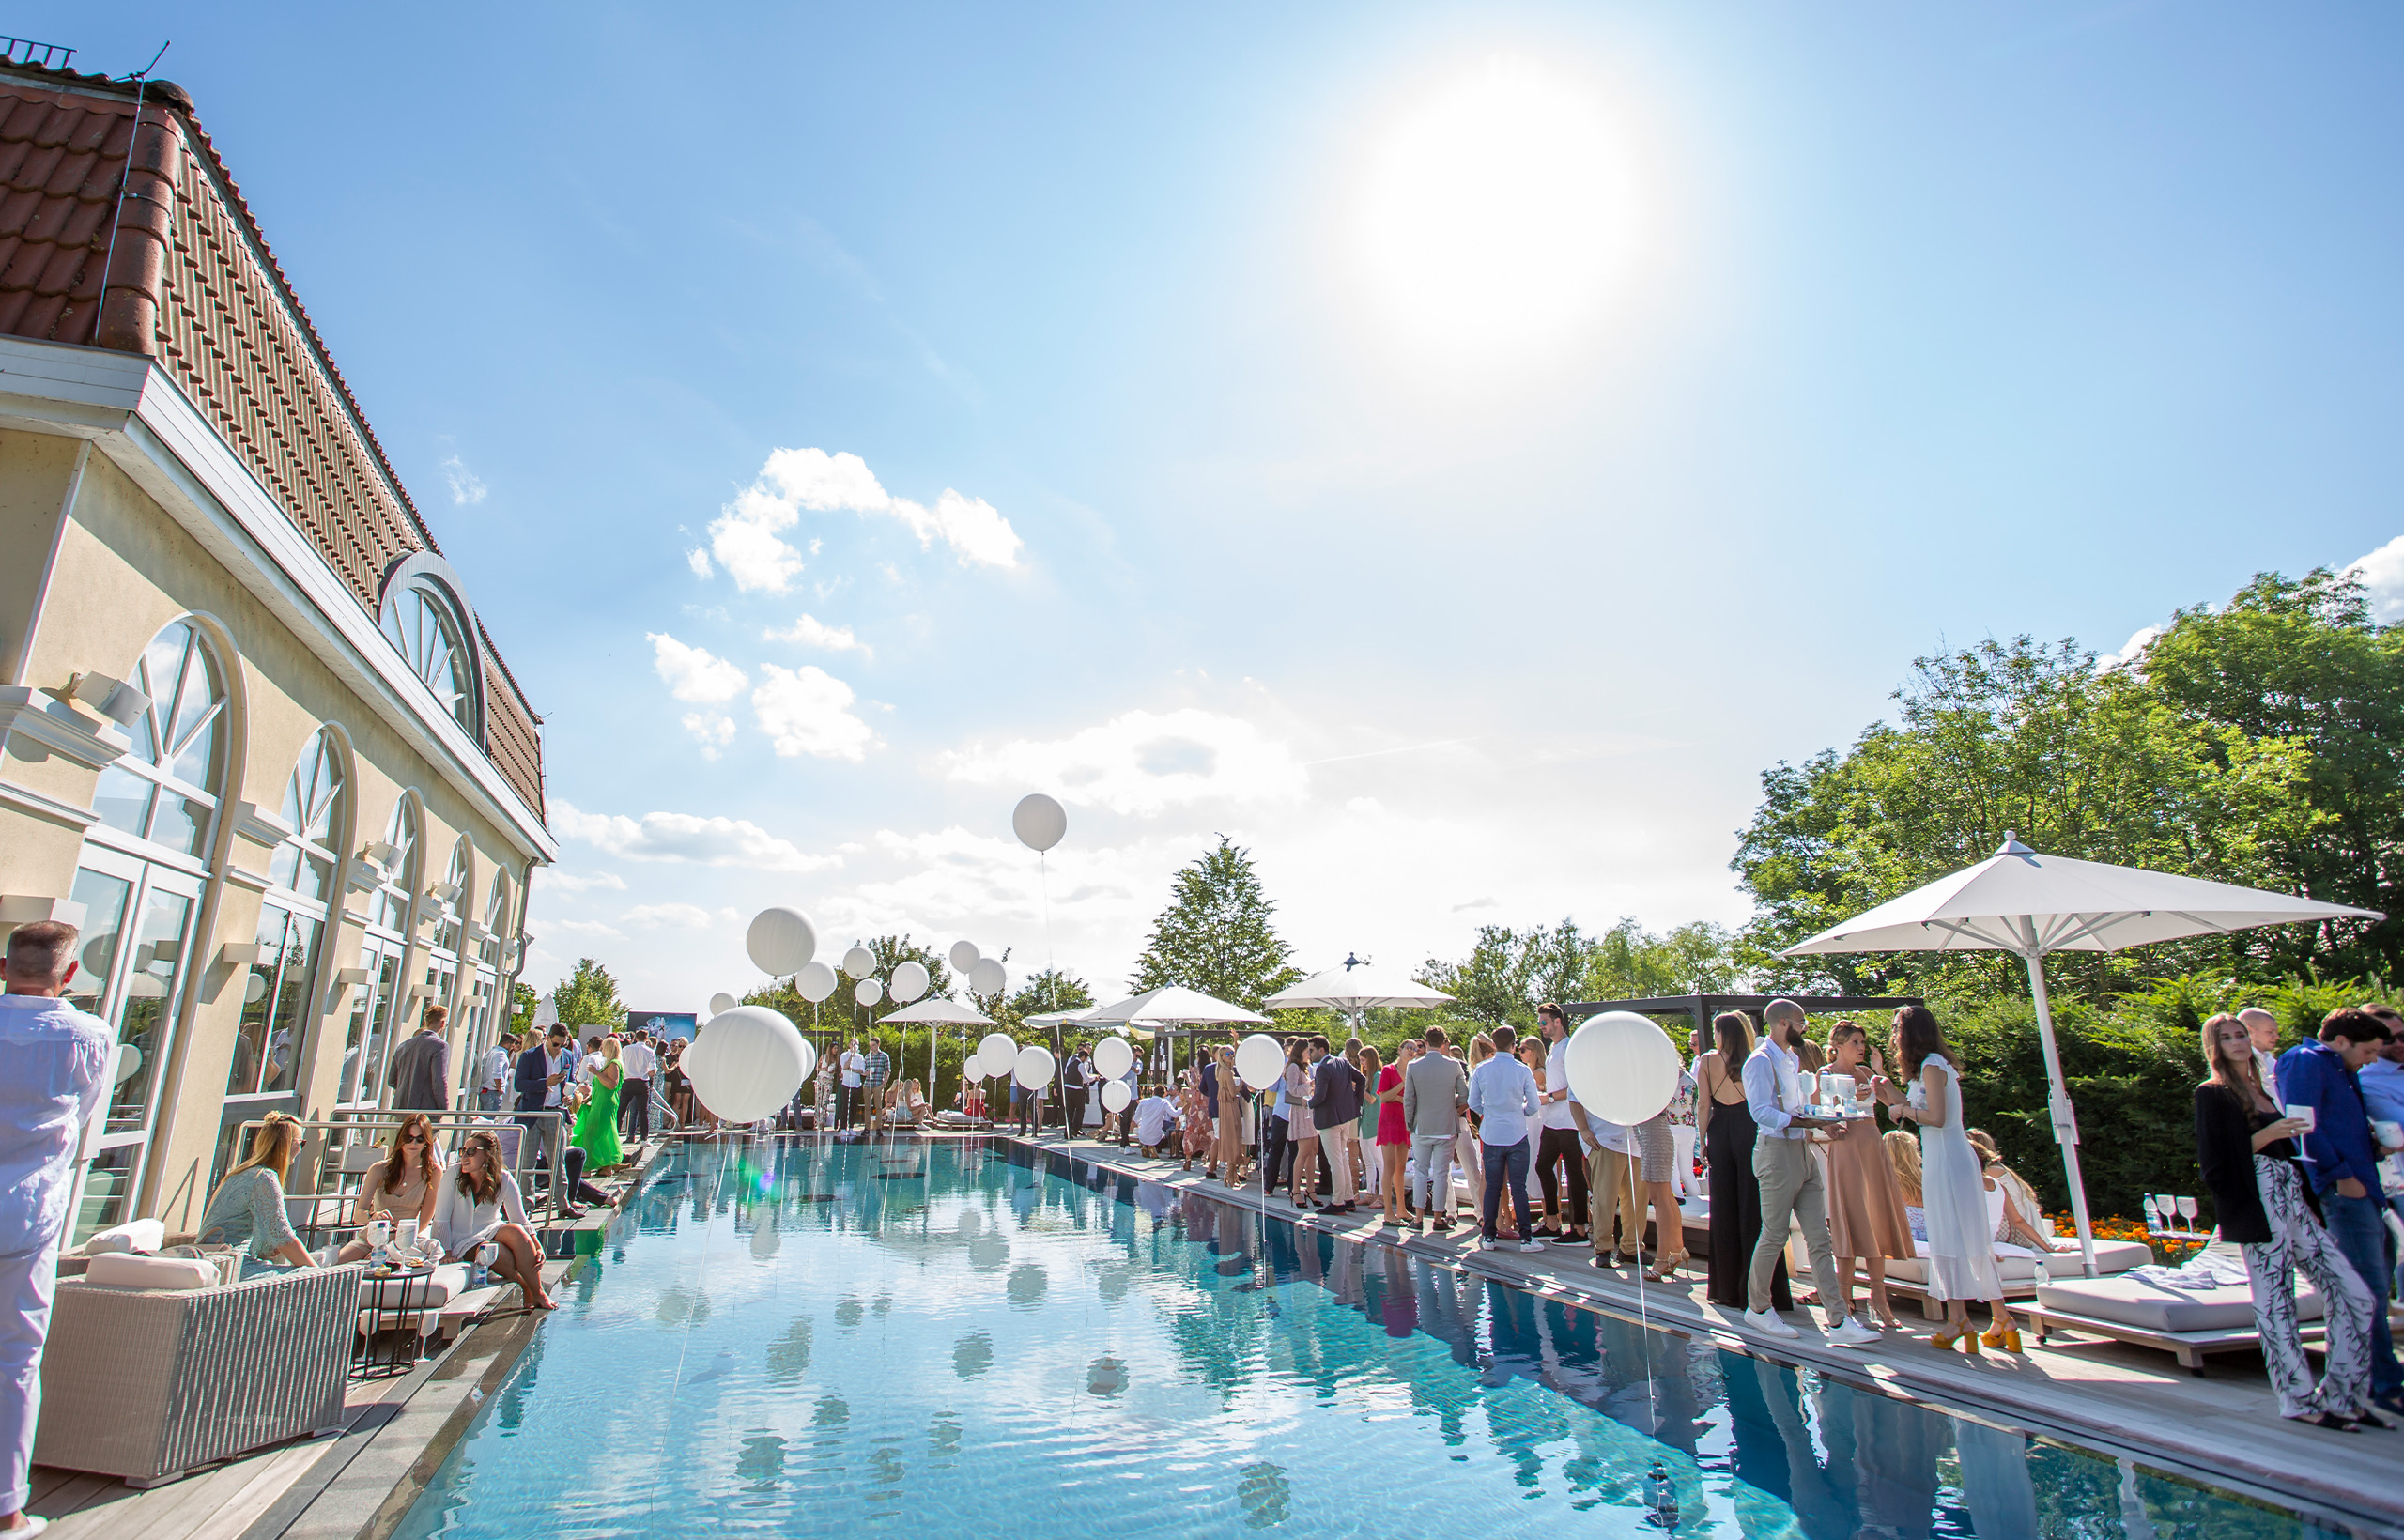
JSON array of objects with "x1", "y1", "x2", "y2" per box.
[{"x1": 395, "y1": 1137, "x2": 2329, "y2": 1538}]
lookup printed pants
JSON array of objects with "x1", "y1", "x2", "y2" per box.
[{"x1": 2243, "y1": 1156, "x2": 2372, "y2": 1419}]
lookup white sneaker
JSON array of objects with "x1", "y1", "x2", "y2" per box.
[
  {"x1": 1518, "y1": 1240, "x2": 1547, "y2": 1253},
  {"x1": 1825, "y1": 1318, "x2": 1881, "y2": 1348},
  {"x1": 1743, "y1": 1307, "x2": 1801, "y2": 1339}
]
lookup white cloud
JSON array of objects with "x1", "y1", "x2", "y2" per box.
[
  {"x1": 681, "y1": 712, "x2": 736, "y2": 760},
  {"x1": 699, "y1": 447, "x2": 1023, "y2": 587},
  {"x1": 942, "y1": 707, "x2": 1309, "y2": 815},
  {"x1": 686, "y1": 547, "x2": 713, "y2": 579},
  {"x1": 764, "y1": 613, "x2": 871, "y2": 657},
  {"x1": 648, "y1": 633, "x2": 747, "y2": 703},
  {"x1": 2095, "y1": 624, "x2": 2163, "y2": 673},
  {"x1": 2347, "y1": 534, "x2": 2404, "y2": 623},
  {"x1": 752, "y1": 664, "x2": 877, "y2": 761},
  {"x1": 549, "y1": 917, "x2": 626, "y2": 942},
  {"x1": 551, "y1": 801, "x2": 840, "y2": 872},
  {"x1": 535, "y1": 870, "x2": 626, "y2": 894},
  {"x1": 623, "y1": 902, "x2": 739, "y2": 930},
  {"x1": 439, "y1": 454, "x2": 487, "y2": 506}
]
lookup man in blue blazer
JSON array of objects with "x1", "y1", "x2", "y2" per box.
[{"x1": 515, "y1": 1024, "x2": 606, "y2": 1215}]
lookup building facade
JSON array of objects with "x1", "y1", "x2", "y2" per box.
[{"x1": 0, "y1": 61, "x2": 553, "y2": 1242}]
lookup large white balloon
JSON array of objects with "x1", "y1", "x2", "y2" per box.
[
  {"x1": 794, "y1": 962, "x2": 838, "y2": 1003},
  {"x1": 890, "y1": 961, "x2": 930, "y2": 1004},
  {"x1": 979, "y1": 1032, "x2": 1018, "y2": 1071},
  {"x1": 1234, "y1": 1033, "x2": 1286, "y2": 1091},
  {"x1": 1562, "y1": 1010, "x2": 1684, "y2": 1126},
  {"x1": 682, "y1": 1006, "x2": 808, "y2": 1123},
  {"x1": 1011, "y1": 793, "x2": 1068, "y2": 853},
  {"x1": 1013, "y1": 1044, "x2": 1056, "y2": 1090},
  {"x1": 949, "y1": 939, "x2": 981, "y2": 973},
  {"x1": 840, "y1": 945, "x2": 876, "y2": 980},
  {"x1": 1090, "y1": 1036, "x2": 1134, "y2": 1081},
  {"x1": 746, "y1": 908, "x2": 817, "y2": 976},
  {"x1": 708, "y1": 991, "x2": 737, "y2": 1017},
  {"x1": 1100, "y1": 1079, "x2": 1132, "y2": 1114},
  {"x1": 969, "y1": 957, "x2": 1008, "y2": 997},
  {"x1": 855, "y1": 977, "x2": 885, "y2": 1007},
  {"x1": 794, "y1": 1037, "x2": 819, "y2": 1084}
]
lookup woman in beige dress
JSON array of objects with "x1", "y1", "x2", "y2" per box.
[
  {"x1": 1822, "y1": 1021, "x2": 1915, "y2": 1329},
  {"x1": 1214, "y1": 1045, "x2": 1249, "y2": 1188}
]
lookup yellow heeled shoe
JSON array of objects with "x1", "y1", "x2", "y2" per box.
[
  {"x1": 1980, "y1": 1322, "x2": 2022, "y2": 1353},
  {"x1": 1931, "y1": 1327, "x2": 1980, "y2": 1355}
]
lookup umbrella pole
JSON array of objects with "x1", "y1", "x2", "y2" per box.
[{"x1": 2023, "y1": 952, "x2": 2098, "y2": 1277}]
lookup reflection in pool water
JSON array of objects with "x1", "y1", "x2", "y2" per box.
[{"x1": 395, "y1": 1138, "x2": 2327, "y2": 1538}]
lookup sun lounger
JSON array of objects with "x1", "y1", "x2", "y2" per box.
[{"x1": 2023, "y1": 1270, "x2": 2324, "y2": 1373}]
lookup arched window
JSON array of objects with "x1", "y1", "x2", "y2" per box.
[
  {"x1": 368, "y1": 797, "x2": 422, "y2": 934},
  {"x1": 266, "y1": 729, "x2": 347, "y2": 903},
  {"x1": 479, "y1": 872, "x2": 512, "y2": 968},
  {"x1": 92, "y1": 619, "x2": 227, "y2": 860},
  {"x1": 430, "y1": 837, "x2": 470, "y2": 955},
  {"x1": 378, "y1": 556, "x2": 484, "y2": 741}
]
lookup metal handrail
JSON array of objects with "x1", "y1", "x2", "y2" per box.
[{"x1": 230, "y1": 1110, "x2": 575, "y2": 1228}]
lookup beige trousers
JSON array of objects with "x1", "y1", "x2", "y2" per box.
[
  {"x1": 1750, "y1": 1133, "x2": 1842, "y2": 1322},
  {"x1": 1588, "y1": 1147, "x2": 1637, "y2": 1256}
]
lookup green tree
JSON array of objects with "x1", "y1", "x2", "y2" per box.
[
  {"x1": 508, "y1": 980, "x2": 539, "y2": 1033},
  {"x1": 1008, "y1": 969, "x2": 1093, "y2": 1021},
  {"x1": 1417, "y1": 920, "x2": 1594, "y2": 1029},
  {"x1": 1581, "y1": 916, "x2": 1747, "y2": 1000},
  {"x1": 1129, "y1": 837, "x2": 1302, "y2": 1009},
  {"x1": 1734, "y1": 632, "x2": 2318, "y2": 997},
  {"x1": 2141, "y1": 568, "x2": 2403, "y2": 978},
  {"x1": 551, "y1": 958, "x2": 626, "y2": 1030}
]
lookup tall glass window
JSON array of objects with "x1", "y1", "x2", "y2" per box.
[
  {"x1": 266, "y1": 730, "x2": 347, "y2": 903},
  {"x1": 90, "y1": 620, "x2": 226, "y2": 861},
  {"x1": 226, "y1": 907, "x2": 323, "y2": 1098},
  {"x1": 381, "y1": 583, "x2": 475, "y2": 735}
]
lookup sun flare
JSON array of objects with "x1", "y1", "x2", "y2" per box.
[{"x1": 1351, "y1": 57, "x2": 1645, "y2": 366}]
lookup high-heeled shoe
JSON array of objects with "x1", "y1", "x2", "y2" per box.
[
  {"x1": 1980, "y1": 1321, "x2": 2022, "y2": 1353},
  {"x1": 1644, "y1": 1249, "x2": 1690, "y2": 1283},
  {"x1": 1931, "y1": 1327, "x2": 1980, "y2": 1355}
]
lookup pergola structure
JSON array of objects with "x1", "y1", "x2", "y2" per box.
[{"x1": 1564, "y1": 993, "x2": 1925, "y2": 1040}]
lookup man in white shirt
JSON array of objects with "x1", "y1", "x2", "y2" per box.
[
  {"x1": 839, "y1": 1040, "x2": 867, "y2": 1130},
  {"x1": 480, "y1": 1033, "x2": 515, "y2": 1113},
  {"x1": 2241, "y1": 1006, "x2": 2282, "y2": 1103},
  {"x1": 1132, "y1": 1089, "x2": 1178, "y2": 1155},
  {"x1": 0, "y1": 920, "x2": 112, "y2": 1537},
  {"x1": 619, "y1": 1031, "x2": 657, "y2": 1144},
  {"x1": 1465, "y1": 1024, "x2": 1543, "y2": 1252},
  {"x1": 1742, "y1": 1000, "x2": 1877, "y2": 1347},
  {"x1": 1534, "y1": 1005, "x2": 1590, "y2": 1244}
]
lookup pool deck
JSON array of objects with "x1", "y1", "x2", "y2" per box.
[
  {"x1": 23, "y1": 1140, "x2": 668, "y2": 1540},
  {"x1": 1017, "y1": 1131, "x2": 2404, "y2": 1536}
]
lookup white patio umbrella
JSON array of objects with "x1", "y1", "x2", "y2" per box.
[
  {"x1": 1785, "y1": 833, "x2": 2382, "y2": 1275},
  {"x1": 1083, "y1": 987, "x2": 1270, "y2": 1088},
  {"x1": 880, "y1": 996, "x2": 994, "y2": 1109},
  {"x1": 1264, "y1": 961, "x2": 1453, "y2": 1030}
]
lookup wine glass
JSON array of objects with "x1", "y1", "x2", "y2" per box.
[
  {"x1": 2156, "y1": 1194, "x2": 2180, "y2": 1232},
  {"x1": 2177, "y1": 1195, "x2": 2199, "y2": 1231}
]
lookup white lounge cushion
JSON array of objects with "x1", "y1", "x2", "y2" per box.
[
  {"x1": 85, "y1": 1252, "x2": 223, "y2": 1290},
  {"x1": 2037, "y1": 1270, "x2": 2322, "y2": 1332},
  {"x1": 79, "y1": 1219, "x2": 166, "y2": 1256},
  {"x1": 356, "y1": 1263, "x2": 466, "y2": 1311},
  {"x1": 1882, "y1": 1237, "x2": 2150, "y2": 1285}
]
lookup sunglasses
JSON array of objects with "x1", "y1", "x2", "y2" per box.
[{"x1": 402, "y1": 1134, "x2": 427, "y2": 1145}]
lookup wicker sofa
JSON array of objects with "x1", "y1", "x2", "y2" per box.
[{"x1": 35, "y1": 1260, "x2": 364, "y2": 1486}]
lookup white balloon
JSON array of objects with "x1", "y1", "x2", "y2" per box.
[
  {"x1": 111, "y1": 1043, "x2": 141, "y2": 1087},
  {"x1": 979, "y1": 1033, "x2": 1017, "y2": 1074},
  {"x1": 243, "y1": 973, "x2": 268, "y2": 1004},
  {"x1": 1011, "y1": 793, "x2": 1067, "y2": 853},
  {"x1": 1090, "y1": 1035, "x2": 1134, "y2": 1081},
  {"x1": 708, "y1": 991, "x2": 737, "y2": 1017},
  {"x1": 1013, "y1": 1043, "x2": 1056, "y2": 1090},
  {"x1": 1100, "y1": 1079, "x2": 1132, "y2": 1113},
  {"x1": 682, "y1": 1005, "x2": 808, "y2": 1123},
  {"x1": 1563, "y1": 1010, "x2": 1684, "y2": 1126},
  {"x1": 890, "y1": 961, "x2": 930, "y2": 1004},
  {"x1": 794, "y1": 1038, "x2": 818, "y2": 1084},
  {"x1": 969, "y1": 957, "x2": 1008, "y2": 997},
  {"x1": 746, "y1": 907, "x2": 817, "y2": 976},
  {"x1": 855, "y1": 977, "x2": 885, "y2": 1007},
  {"x1": 840, "y1": 945, "x2": 876, "y2": 980},
  {"x1": 795, "y1": 961, "x2": 839, "y2": 1003},
  {"x1": 1234, "y1": 1033, "x2": 1285, "y2": 1091},
  {"x1": 949, "y1": 940, "x2": 981, "y2": 973}
]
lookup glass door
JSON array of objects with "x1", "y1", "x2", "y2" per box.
[
  {"x1": 65, "y1": 845, "x2": 205, "y2": 1243},
  {"x1": 338, "y1": 945, "x2": 406, "y2": 1107}
]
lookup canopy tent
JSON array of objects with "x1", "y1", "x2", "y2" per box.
[
  {"x1": 1264, "y1": 962, "x2": 1454, "y2": 1017},
  {"x1": 1785, "y1": 833, "x2": 2382, "y2": 1274}
]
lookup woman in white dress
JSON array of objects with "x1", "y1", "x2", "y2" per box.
[{"x1": 1874, "y1": 1005, "x2": 2020, "y2": 1353}]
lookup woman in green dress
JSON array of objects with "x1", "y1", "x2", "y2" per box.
[{"x1": 573, "y1": 1035, "x2": 625, "y2": 1170}]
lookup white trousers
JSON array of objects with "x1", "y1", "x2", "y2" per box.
[
  {"x1": 1318, "y1": 1130, "x2": 1357, "y2": 1203},
  {"x1": 1670, "y1": 1125, "x2": 1698, "y2": 1201},
  {"x1": 1, "y1": 1240, "x2": 59, "y2": 1514}
]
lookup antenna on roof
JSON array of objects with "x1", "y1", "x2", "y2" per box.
[
  {"x1": 121, "y1": 40, "x2": 171, "y2": 82},
  {"x1": 0, "y1": 35, "x2": 76, "y2": 69}
]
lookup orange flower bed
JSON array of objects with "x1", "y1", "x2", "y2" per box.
[{"x1": 2051, "y1": 1213, "x2": 2206, "y2": 1266}]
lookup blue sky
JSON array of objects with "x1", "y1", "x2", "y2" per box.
[{"x1": 39, "y1": 4, "x2": 2404, "y2": 1008}]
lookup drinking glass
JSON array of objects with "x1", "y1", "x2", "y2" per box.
[
  {"x1": 2156, "y1": 1194, "x2": 2180, "y2": 1230},
  {"x1": 2177, "y1": 1196, "x2": 2198, "y2": 1230}
]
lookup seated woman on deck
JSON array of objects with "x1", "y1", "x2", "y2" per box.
[
  {"x1": 197, "y1": 1112, "x2": 316, "y2": 1276},
  {"x1": 431, "y1": 1129, "x2": 556, "y2": 1312}
]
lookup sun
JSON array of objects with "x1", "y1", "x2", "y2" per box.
[{"x1": 1350, "y1": 56, "x2": 1646, "y2": 367}]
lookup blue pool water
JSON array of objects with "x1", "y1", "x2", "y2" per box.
[{"x1": 396, "y1": 1138, "x2": 2329, "y2": 1538}]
